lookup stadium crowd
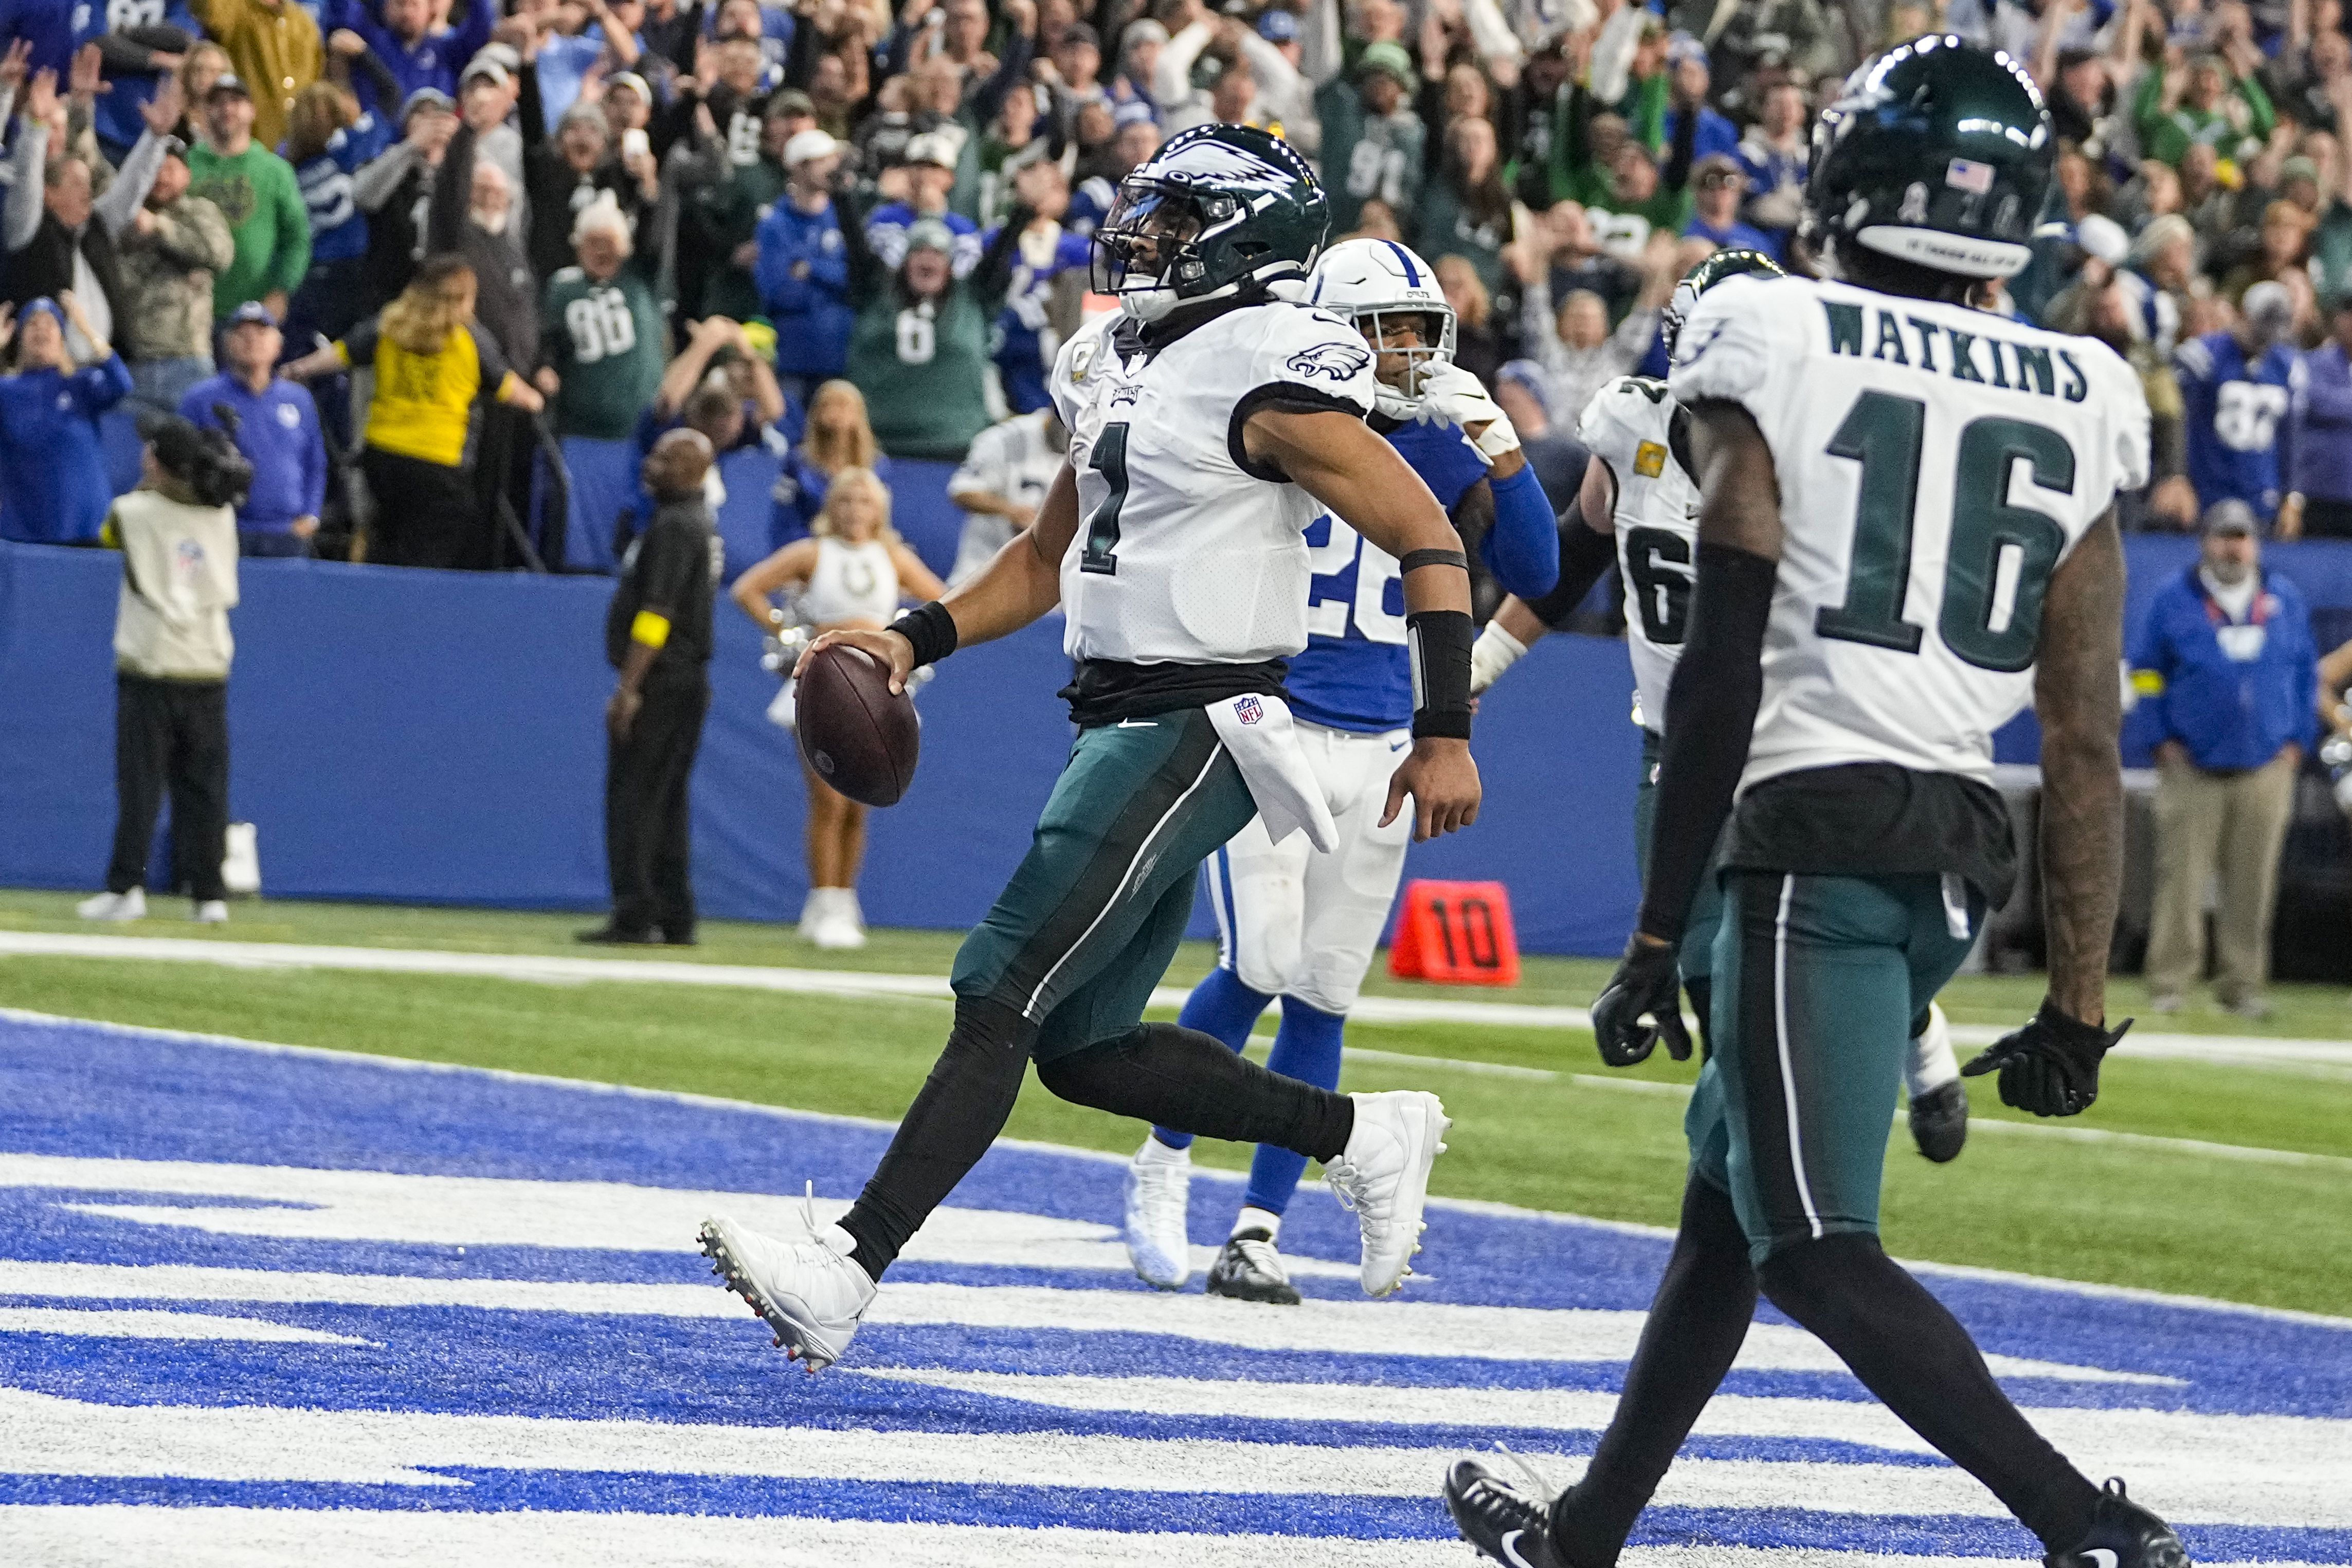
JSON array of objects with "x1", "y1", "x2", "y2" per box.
[{"x1": 12, "y1": 0, "x2": 2352, "y2": 559}]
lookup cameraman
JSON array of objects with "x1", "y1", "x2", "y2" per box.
[{"x1": 77, "y1": 416, "x2": 255, "y2": 925}]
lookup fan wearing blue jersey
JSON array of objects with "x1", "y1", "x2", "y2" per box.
[
  {"x1": 2175, "y1": 279, "x2": 2297, "y2": 524},
  {"x1": 1120, "y1": 237, "x2": 1561, "y2": 1303}
]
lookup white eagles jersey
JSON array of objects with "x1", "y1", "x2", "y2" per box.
[
  {"x1": 1668, "y1": 272, "x2": 2150, "y2": 789},
  {"x1": 1578, "y1": 375, "x2": 1700, "y2": 733},
  {"x1": 1048, "y1": 300, "x2": 1379, "y2": 665}
]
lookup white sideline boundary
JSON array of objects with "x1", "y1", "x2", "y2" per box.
[
  {"x1": 7, "y1": 929, "x2": 2352, "y2": 1070},
  {"x1": 4, "y1": 1004, "x2": 2349, "y2": 1335},
  {"x1": 7, "y1": 935, "x2": 2352, "y2": 1171}
]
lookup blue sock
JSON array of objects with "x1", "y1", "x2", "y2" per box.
[
  {"x1": 1153, "y1": 966, "x2": 1273, "y2": 1151},
  {"x1": 1241, "y1": 996, "x2": 1347, "y2": 1214}
]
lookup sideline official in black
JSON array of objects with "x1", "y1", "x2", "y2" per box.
[{"x1": 582, "y1": 428, "x2": 719, "y2": 946}]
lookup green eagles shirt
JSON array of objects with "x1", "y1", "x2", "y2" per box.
[
  {"x1": 1315, "y1": 80, "x2": 1425, "y2": 236},
  {"x1": 541, "y1": 265, "x2": 666, "y2": 441},
  {"x1": 848, "y1": 283, "x2": 994, "y2": 460},
  {"x1": 183, "y1": 142, "x2": 311, "y2": 317}
]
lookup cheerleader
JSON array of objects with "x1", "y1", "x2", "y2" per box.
[{"x1": 732, "y1": 467, "x2": 944, "y2": 947}]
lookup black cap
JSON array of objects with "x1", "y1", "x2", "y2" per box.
[{"x1": 208, "y1": 72, "x2": 251, "y2": 99}]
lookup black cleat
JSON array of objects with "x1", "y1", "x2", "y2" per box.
[
  {"x1": 659, "y1": 925, "x2": 698, "y2": 946},
  {"x1": 1909, "y1": 1079, "x2": 1969, "y2": 1163},
  {"x1": 2045, "y1": 1478, "x2": 2192, "y2": 1567},
  {"x1": 1204, "y1": 1230, "x2": 1301, "y2": 1305},
  {"x1": 1444, "y1": 1457, "x2": 1561, "y2": 1568},
  {"x1": 576, "y1": 923, "x2": 658, "y2": 945}
]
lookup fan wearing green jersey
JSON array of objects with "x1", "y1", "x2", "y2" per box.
[{"x1": 535, "y1": 193, "x2": 665, "y2": 444}]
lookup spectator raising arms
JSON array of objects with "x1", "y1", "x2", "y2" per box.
[
  {"x1": 6, "y1": 64, "x2": 174, "y2": 363},
  {"x1": 0, "y1": 293, "x2": 134, "y2": 543},
  {"x1": 283, "y1": 78, "x2": 388, "y2": 346},
  {"x1": 281, "y1": 252, "x2": 544, "y2": 568},
  {"x1": 841, "y1": 191, "x2": 1024, "y2": 461},
  {"x1": 2175, "y1": 279, "x2": 2299, "y2": 523}
]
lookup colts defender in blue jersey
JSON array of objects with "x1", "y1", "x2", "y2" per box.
[{"x1": 1121, "y1": 238, "x2": 1562, "y2": 1302}]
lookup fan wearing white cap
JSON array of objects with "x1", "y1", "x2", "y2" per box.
[
  {"x1": 752, "y1": 127, "x2": 852, "y2": 402},
  {"x1": 1123, "y1": 236, "x2": 1561, "y2": 1305}
]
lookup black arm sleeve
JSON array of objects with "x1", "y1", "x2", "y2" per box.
[
  {"x1": 1635, "y1": 540, "x2": 1776, "y2": 942},
  {"x1": 1520, "y1": 499, "x2": 1617, "y2": 629},
  {"x1": 1662, "y1": 92, "x2": 1699, "y2": 194},
  {"x1": 518, "y1": 59, "x2": 548, "y2": 153},
  {"x1": 835, "y1": 180, "x2": 882, "y2": 299}
]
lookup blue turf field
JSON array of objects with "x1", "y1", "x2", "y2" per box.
[{"x1": 0, "y1": 1010, "x2": 2344, "y2": 1565}]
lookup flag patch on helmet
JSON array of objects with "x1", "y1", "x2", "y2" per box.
[{"x1": 1945, "y1": 158, "x2": 1995, "y2": 194}]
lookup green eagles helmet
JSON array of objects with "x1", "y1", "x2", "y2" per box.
[
  {"x1": 1091, "y1": 123, "x2": 1330, "y2": 323},
  {"x1": 1661, "y1": 247, "x2": 1785, "y2": 359},
  {"x1": 1801, "y1": 35, "x2": 2054, "y2": 281}
]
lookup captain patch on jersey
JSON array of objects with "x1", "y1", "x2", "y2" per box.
[{"x1": 1047, "y1": 303, "x2": 1381, "y2": 667}]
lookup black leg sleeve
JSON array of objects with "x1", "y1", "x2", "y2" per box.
[
  {"x1": 1035, "y1": 1023, "x2": 1354, "y2": 1163},
  {"x1": 1551, "y1": 1173, "x2": 1757, "y2": 1568},
  {"x1": 1757, "y1": 1232, "x2": 2100, "y2": 1552},
  {"x1": 837, "y1": 996, "x2": 1038, "y2": 1282}
]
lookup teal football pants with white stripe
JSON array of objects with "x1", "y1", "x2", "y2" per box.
[
  {"x1": 1688, "y1": 870, "x2": 1983, "y2": 1266},
  {"x1": 952, "y1": 708, "x2": 1259, "y2": 1065}
]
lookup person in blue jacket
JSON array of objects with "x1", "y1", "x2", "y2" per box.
[
  {"x1": 752, "y1": 127, "x2": 851, "y2": 402},
  {"x1": 180, "y1": 301, "x2": 327, "y2": 555},
  {"x1": 2175, "y1": 279, "x2": 2299, "y2": 523},
  {"x1": 323, "y1": 0, "x2": 491, "y2": 118},
  {"x1": 0, "y1": 293, "x2": 134, "y2": 543},
  {"x1": 2130, "y1": 499, "x2": 2319, "y2": 1019}
]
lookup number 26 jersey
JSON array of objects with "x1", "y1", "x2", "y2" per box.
[
  {"x1": 1668, "y1": 274, "x2": 2151, "y2": 789},
  {"x1": 1048, "y1": 301, "x2": 1380, "y2": 667}
]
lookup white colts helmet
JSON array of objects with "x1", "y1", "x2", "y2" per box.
[{"x1": 1309, "y1": 238, "x2": 1456, "y2": 421}]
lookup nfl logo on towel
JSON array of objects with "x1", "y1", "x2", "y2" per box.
[{"x1": 1235, "y1": 696, "x2": 1263, "y2": 725}]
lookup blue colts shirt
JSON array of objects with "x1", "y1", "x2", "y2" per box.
[{"x1": 1285, "y1": 418, "x2": 1489, "y2": 733}]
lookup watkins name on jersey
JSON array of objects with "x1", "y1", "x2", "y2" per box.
[{"x1": 1668, "y1": 272, "x2": 2150, "y2": 788}]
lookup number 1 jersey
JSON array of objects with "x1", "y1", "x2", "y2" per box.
[
  {"x1": 1667, "y1": 274, "x2": 2150, "y2": 790},
  {"x1": 1049, "y1": 301, "x2": 1380, "y2": 667}
]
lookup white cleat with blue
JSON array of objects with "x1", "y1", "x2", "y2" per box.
[
  {"x1": 1327, "y1": 1089, "x2": 1450, "y2": 1297},
  {"x1": 697, "y1": 1195, "x2": 876, "y2": 1372},
  {"x1": 1122, "y1": 1137, "x2": 1193, "y2": 1290}
]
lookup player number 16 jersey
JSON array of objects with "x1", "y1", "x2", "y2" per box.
[{"x1": 1668, "y1": 274, "x2": 2152, "y2": 789}]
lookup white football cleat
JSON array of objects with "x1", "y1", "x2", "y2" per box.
[
  {"x1": 809, "y1": 889, "x2": 867, "y2": 950},
  {"x1": 1326, "y1": 1090, "x2": 1449, "y2": 1297},
  {"x1": 77, "y1": 888, "x2": 145, "y2": 921},
  {"x1": 697, "y1": 1198, "x2": 876, "y2": 1373},
  {"x1": 1123, "y1": 1137, "x2": 1192, "y2": 1289},
  {"x1": 193, "y1": 900, "x2": 229, "y2": 924}
]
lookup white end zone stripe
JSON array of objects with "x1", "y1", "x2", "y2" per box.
[{"x1": 0, "y1": 1261, "x2": 2172, "y2": 1384}]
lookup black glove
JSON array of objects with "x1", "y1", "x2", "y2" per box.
[
  {"x1": 1590, "y1": 935, "x2": 1692, "y2": 1067},
  {"x1": 1961, "y1": 1000, "x2": 2132, "y2": 1117}
]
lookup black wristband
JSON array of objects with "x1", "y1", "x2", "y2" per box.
[
  {"x1": 894, "y1": 600, "x2": 958, "y2": 668},
  {"x1": 1406, "y1": 608, "x2": 1475, "y2": 740},
  {"x1": 1399, "y1": 547, "x2": 1470, "y2": 575}
]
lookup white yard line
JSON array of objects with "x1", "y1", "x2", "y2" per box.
[{"x1": 8, "y1": 929, "x2": 2352, "y2": 1069}]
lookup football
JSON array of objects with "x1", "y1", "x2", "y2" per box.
[{"x1": 795, "y1": 642, "x2": 920, "y2": 807}]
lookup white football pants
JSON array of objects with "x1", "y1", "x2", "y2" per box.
[{"x1": 1205, "y1": 721, "x2": 1414, "y2": 1016}]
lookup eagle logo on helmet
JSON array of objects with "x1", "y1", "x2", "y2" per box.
[{"x1": 1285, "y1": 341, "x2": 1373, "y2": 381}]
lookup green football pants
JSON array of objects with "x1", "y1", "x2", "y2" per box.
[
  {"x1": 1689, "y1": 870, "x2": 1982, "y2": 1265},
  {"x1": 952, "y1": 707, "x2": 1259, "y2": 1064}
]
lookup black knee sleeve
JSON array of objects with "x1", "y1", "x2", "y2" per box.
[
  {"x1": 838, "y1": 997, "x2": 1038, "y2": 1282},
  {"x1": 1038, "y1": 1023, "x2": 1354, "y2": 1162}
]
